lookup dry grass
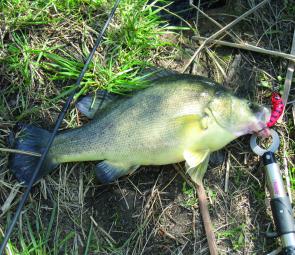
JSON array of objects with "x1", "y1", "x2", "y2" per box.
[{"x1": 0, "y1": 0, "x2": 295, "y2": 254}]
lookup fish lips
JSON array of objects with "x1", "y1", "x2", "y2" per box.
[
  {"x1": 252, "y1": 106, "x2": 271, "y2": 138},
  {"x1": 235, "y1": 106, "x2": 271, "y2": 138},
  {"x1": 253, "y1": 123, "x2": 271, "y2": 138},
  {"x1": 235, "y1": 121, "x2": 271, "y2": 138}
]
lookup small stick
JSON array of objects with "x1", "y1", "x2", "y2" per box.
[
  {"x1": 0, "y1": 148, "x2": 41, "y2": 157},
  {"x1": 278, "y1": 29, "x2": 295, "y2": 124},
  {"x1": 282, "y1": 30, "x2": 295, "y2": 106},
  {"x1": 0, "y1": 184, "x2": 22, "y2": 216},
  {"x1": 224, "y1": 152, "x2": 231, "y2": 193},
  {"x1": 194, "y1": 0, "x2": 201, "y2": 27},
  {"x1": 189, "y1": 0, "x2": 240, "y2": 43},
  {"x1": 174, "y1": 165, "x2": 218, "y2": 254},
  {"x1": 192, "y1": 36, "x2": 295, "y2": 62},
  {"x1": 158, "y1": 227, "x2": 185, "y2": 244},
  {"x1": 90, "y1": 216, "x2": 98, "y2": 227},
  {"x1": 96, "y1": 224, "x2": 116, "y2": 244},
  {"x1": 116, "y1": 182, "x2": 129, "y2": 210},
  {"x1": 277, "y1": 31, "x2": 295, "y2": 201},
  {"x1": 192, "y1": 208, "x2": 196, "y2": 237},
  {"x1": 196, "y1": 183, "x2": 218, "y2": 255},
  {"x1": 225, "y1": 54, "x2": 241, "y2": 86},
  {"x1": 182, "y1": 0, "x2": 270, "y2": 72}
]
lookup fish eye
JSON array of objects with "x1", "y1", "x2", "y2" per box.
[{"x1": 247, "y1": 101, "x2": 259, "y2": 112}]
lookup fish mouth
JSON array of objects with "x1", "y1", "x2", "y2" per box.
[
  {"x1": 252, "y1": 122, "x2": 271, "y2": 138},
  {"x1": 233, "y1": 106, "x2": 271, "y2": 138},
  {"x1": 252, "y1": 106, "x2": 271, "y2": 138}
]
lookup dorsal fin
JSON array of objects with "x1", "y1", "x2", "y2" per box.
[
  {"x1": 76, "y1": 67, "x2": 181, "y2": 119},
  {"x1": 139, "y1": 67, "x2": 177, "y2": 83},
  {"x1": 76, "y1": 90, "x2": 120, "y2": 119}
]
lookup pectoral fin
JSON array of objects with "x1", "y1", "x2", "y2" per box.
[
  {"x1": 173, "y1": 113, "x2": 209, "y2": 133},
  {"x1": 184, "y1": 150, "x2": 210, "y2": 185},
  {"x1": 95, "y1": 161, "x2": 139, "y2": 183}
]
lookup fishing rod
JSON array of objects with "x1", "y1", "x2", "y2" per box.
[
  {"x1": 0, "y1": 0, "x2": 121, "y2": 253},
  {"x1": 250, "y1": 130, "x2": 295, "y2": 255}
]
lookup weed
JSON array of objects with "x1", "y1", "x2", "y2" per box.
[
  {"x1": 290, "y1": 167, "x2": 295, "y2": 191},
  {"x1": 0, "y1": 0, "x2": 183, "y2": 253},
  {"x1": 181, "y1": 182, "x2": 198, "y2": 208},
  {"x1": 0, "y1": 202, "x2": 78, "y2": 255},
  {"x1": 1, "y1": 0, "x2": 293, "y2": 254},
  {"x1": 217, "y1": 224, "x2": 246, "y2": 251},
  {"x1": 207, "y1": 187, "x2": 217, "y2": 203},
  {"x1": 283, "y1": 0, "x2": 295, "y2": 17}
]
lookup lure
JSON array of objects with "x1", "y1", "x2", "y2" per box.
[{"x1": 267, "y1": 92, "x2": 284, "y2": 128}]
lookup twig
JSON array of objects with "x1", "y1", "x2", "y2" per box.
[
  {"x1": 173, "y1": 164, "x2": 218, "y2": 254},
  {"x1": 90, "y1": 216, "x2": 98, "y2": 227},
  {"x1": 282, "y1": 30, "x2": 295, "y2": 106},
  {"x1": 182, "y1": 0, "x2": 271, "y2": 72},
  {"x1": 224, "y1": 152, "x2": 231, "y2": 193},
  {"x1": 192, "y1": 36, "x2": 295, "y2": 62},
  {"x1": 194, "y1": 0, "x2": 201, "y2": 27},
  {"x1": 278, "y1": 30, "x2": 295, "y2": 126},
  {"x1": 97, "y1": 225, "x2": 116, "y2": 244},
  {"x1": 116, "y1": 181, "x2": 129, "y2": 210},
  {"x1": 0, "y1": 148, "x2": 41, "y2": 157},
  {"x1": 189, "y1": 0, "x2": 240, "y2": 43},
  {"x1": 225, "y1": 54, "x2": 241, "y2": 86},
  {"x1": 196, "y1": 183, "x2": 218, "y2": 255},
  {"x1": 158, "y1": 227, "x2": 185, "y2": 244},
  {"x1": 192, "y1": 208, "x2": 196, "y2": 237},
  {"x1": 0, "y1": 184, "x2": 22, "y2": 216}
]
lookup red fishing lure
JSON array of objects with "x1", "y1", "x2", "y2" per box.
[{"x1": 267, "y1": 92, "x2": 284, "y2": 128}]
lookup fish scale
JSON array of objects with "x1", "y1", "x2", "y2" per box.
[{"x1": 52, "y1": 82, "x2": 211, "y2": 164}]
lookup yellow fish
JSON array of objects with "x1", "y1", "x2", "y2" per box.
[{"x1": 10, "y1": 70, "x2": 270, "y2": 185}]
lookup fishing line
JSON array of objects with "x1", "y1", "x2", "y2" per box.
[{"x1": 0, "y1": 0, "x2": 121, "y2": 253}]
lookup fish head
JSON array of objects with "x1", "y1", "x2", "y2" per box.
[{"x1": 207, "y1": 91, "x2": 271, "y2": 138}]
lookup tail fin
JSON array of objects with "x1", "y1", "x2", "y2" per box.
[{"x1": 9, "y1": 124, "x2": 58, "y2": 185}]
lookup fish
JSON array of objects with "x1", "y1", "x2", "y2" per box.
[{"x1": 9, "y1": 69, "x2": 270, "y2": 186}]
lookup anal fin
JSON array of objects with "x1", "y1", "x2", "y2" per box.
[
  {"x1": 184, "y1": 150, "x2": 210, "y2": 185},
  {"x1": 95, "y1": 161, "x2": 139, "y2": 183}
]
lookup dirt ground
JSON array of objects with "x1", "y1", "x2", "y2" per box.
[{"x1": 1, "y1": 0, "x2": 295, "y2": 254}]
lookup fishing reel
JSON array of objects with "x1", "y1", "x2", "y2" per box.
[{"x1": 251, "y1": 130, "x2": 295, "y2": 255}]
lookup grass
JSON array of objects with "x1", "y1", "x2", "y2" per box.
[
  {"x1": 181, "y1": 181, "x2": 198, "y2": 208},
  {"x1": 1, "y1": 0, "x2": 183, "y2": 120},
  {"x1": 1, "y1": 0, "x2": 186, "y2": 254},
  {"x1": 217, "y1": 224, "x2": 246, "y2": 251},
  {"x1": 1, "y1": 0, "x2": 295, "y2": 254},
  {"x1": 1, "y1": 201, "x2": 78, "y2": 255}
]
